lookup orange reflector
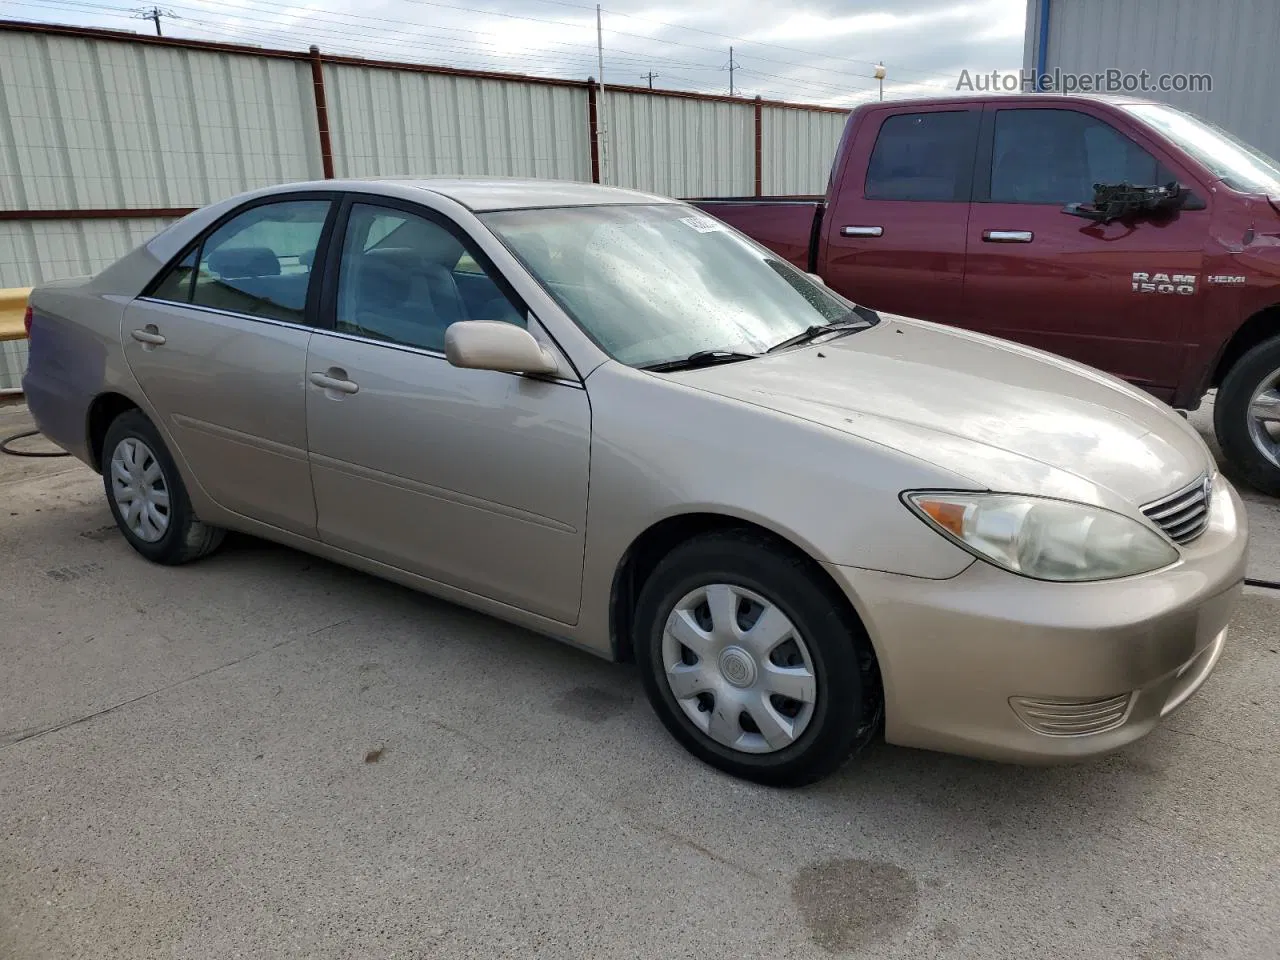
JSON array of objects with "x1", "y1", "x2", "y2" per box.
[{"x1": 917, "y1": 499, "x2": 967, "y2": 537}]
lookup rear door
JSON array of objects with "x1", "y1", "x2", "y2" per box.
[
  {"x1": 304, "y1": 197, "x2": 591, "y2": 624},
  {"x1": 123, "y1": 195, "x2": 335, "y2": 536},
  {"x1": 962, "y1": 104, "x2": 1210, "y2": 401},
  {"x1": 818, "y1": 105, "x2": 980, "y2": 323}
]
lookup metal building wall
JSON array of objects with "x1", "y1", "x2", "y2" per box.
[
  {"x1": 760, "y1": 107, "x2": 848, "y2": 196},
  {"x1": 0, "y1": 218, "x2": 179, "y2": 288},
  {"x1": 1024, "y1": 0, "x2": 1280, "y2": 159},
  {"x1": 0, "y1": 31, "x2": 322, "y2": 211},
  {"x1": 603, "y1": 91, "x2": 755, "y2": 197},
  {"x1": 323, "y1": 64, "x2": 590, "y2": 181}
]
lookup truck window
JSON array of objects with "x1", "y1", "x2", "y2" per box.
[
  {"x1": 990, "y1": 109, "x2": 1172, "y2": 204},
  {"x1": 864, "y1": 111, "x2": 977, "y2": 202}
]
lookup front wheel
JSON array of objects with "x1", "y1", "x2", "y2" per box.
[
  {"x1": 1215, "y1": 336, "x2": 1280, "y2": 496},
  {"x1": 634, "y1": 531, "x2": 881, "y2": 787}
]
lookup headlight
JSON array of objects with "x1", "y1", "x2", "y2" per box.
[{"x1": 903, "y1": 492, "x2": 1179, "y2": 582}]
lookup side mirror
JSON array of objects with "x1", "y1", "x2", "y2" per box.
[
  {"x1": 806, "y1": 272, "x2": 826, "y2": 286},
  {"x1": 445, "y1": 320, "x2": 559, "y2": 376}
]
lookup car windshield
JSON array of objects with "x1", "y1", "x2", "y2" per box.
[
  {"x1": 1123, "y1": 102, "x2": 1280, "y2": 196},
  {"x1": 479, "y1": 204, "x2": 865, "y2": 368}
]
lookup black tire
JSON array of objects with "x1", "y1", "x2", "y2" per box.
[
  {"x1": 634, "y1": 530, "x2": 882, "y2": 787},
  {"x1": 101, "y1": 409, "x2": 225, "y2": 565},
  {"x1": 1215, "y1": 335, "x2": 1280, "y2": 497}
]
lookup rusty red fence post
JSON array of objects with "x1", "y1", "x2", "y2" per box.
[
  {"x1": 309, "y1": 45, "x2": 335, "y2": 179},
  {"x1": 587, "y1": 79, "x2": 601, "y2": 184}
]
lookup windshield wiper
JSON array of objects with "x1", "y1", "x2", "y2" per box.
[
  {"x1": 766, "y1": 313, "x2": 876, "y2": 354},
  {"x1": 640, "y1": 350, "x2": 761, "y2": 372}
]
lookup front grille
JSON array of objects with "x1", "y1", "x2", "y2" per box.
[
  {"x1": 1141, "y1": 473, "x2": 1211, "y2": 545},
  {"x1": 1010, "y1": 693, "x2": 1133, "y2": 736}
]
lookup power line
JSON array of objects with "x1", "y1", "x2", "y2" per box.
[
  {"x1": 483, "y1": 0, "x2": 960, "y2": 82},
  {"x1": 14, "y1": 0, "x2": 882, "y2": 102},
  {"x1": 131, "y1": 4, "x2": 170, "y2": 35}
]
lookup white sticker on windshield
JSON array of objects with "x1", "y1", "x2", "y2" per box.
[{"x1": 679, "y1": 216, "x2": 724, "y2": 233}]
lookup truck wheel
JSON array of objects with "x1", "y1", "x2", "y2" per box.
[{"x1": 1215, "y1": 336, "x2": 1280, "y2": 496}]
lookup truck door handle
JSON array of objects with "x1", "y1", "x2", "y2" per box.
[
  {"x1": 309, "y1": 370, "x2": 359, "y2": 396},
  {"x1": 130, "y1": 326, "x2": 166, "y2": 346},
  {"x1": 982, "y1": 230, "x2": 1034, "y2": 243},
  {"x1": 841, "y1": 225, "x2": 884, "y2": 238}
]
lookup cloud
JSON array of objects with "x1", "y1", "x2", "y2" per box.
[{"x1": 6, "y1": 0, "x2": 1027, "y2": 105}]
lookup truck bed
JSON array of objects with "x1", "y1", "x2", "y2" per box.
[{"x1": 691, "y1": 197, "x2": 824, "y2": 272}]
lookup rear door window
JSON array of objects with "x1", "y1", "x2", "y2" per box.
[
  {"x1": 864, "y1": 111, "x2": 980, "y2": 202},
  {"x1": 148, "y1": 199, "x2": 331, "y2": 324}
]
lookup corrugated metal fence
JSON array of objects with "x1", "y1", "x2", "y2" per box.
[{"x1": 0, "y1": 19, "x2": 849, "y2": 290}]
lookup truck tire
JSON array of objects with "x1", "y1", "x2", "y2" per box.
[{"x1": 1215, "y1": 335, "x2": 1280, "y2": 497}]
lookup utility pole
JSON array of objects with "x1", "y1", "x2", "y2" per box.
[
  {"x1": 641, "y1": 71, "x2": 658, "y2": 89},
  {"x1": 729, "y1": 45, "x2": 735, "y2": 96},
  {"x1": 596, "y1": 4, "x2": 607, "y2": 184},
  {"x1": 133, "y1": 6, "x2": 172, "y2": 36}
]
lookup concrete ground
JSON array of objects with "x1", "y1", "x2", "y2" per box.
[{"x1": 2, "y1": 397, "x2": 1278, "y2": 960}]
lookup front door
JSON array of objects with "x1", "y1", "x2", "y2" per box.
[
  {"x1": 122, "y1": 195, "x2": 334, "y2": 536},
  {"x1": 304, "y1": 198, "x2": 591, "y2": 624},
  {"x1": 819, "y1": 105, "x2": 980, "y2": 324},
  {"x1": 962, "y1": 105, "x2": 1210, "y2": 401}
]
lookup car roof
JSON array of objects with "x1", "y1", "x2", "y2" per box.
[{"x1": 266, "y1": 177, "x2": 676, "y2": 212}]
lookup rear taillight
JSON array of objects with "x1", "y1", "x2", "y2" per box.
[{"x1": 23, "y1": 305, "x2": 32, "y2": 337}]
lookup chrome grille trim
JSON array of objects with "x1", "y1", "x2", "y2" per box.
[{"x1": 1141, "y1": 473, "x2": 1212, "y2": 546}]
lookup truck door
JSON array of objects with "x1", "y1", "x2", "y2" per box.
[
  {"x1": 961, "y1": 104, "x2": 1209, "y2": 403},
  {"x1": 819, "y1": 105, "x2": 979, "y2": 324}
]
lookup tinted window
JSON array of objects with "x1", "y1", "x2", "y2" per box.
[
  {"x1": 335, "y1": 203, "x2": 522, "y2": 352},
  {"x1": 991, "y1": 109, "x2": 1169, "y2": 204},
  {"x1": 865, "y1": 111, "x2": 977, "y2": 201},
  {"x1": 150, "y1": 248, "x2": 196, "y2": 303},
  {"x1": 174, "y1": 199, "x2": 331, "y2": 322}
]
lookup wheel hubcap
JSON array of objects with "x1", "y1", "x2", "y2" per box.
[
  {"x1": 661, "y1": 583, "x2": 817, "y2": 755},
  {"x1": 1247, "y1": 369, "x2": 1280, "y2": 469},
  {"x1": 109, "y1": 437, "x2": 170, "y2": 543}
]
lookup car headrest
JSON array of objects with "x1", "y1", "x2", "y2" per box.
[
  {"x1": 363, "y1": 247, "x2": 429, "y2": 273},
  {"x1": 353, "y1": 255, "x2": 412, "y2": 309},
  {"x1": 207, "y1": 246, "x2": 281, "y2": 279}
]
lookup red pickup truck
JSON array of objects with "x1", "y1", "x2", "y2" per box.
[{"x1": 696, "y1": 94, "x2": 1280, "y2": 495}]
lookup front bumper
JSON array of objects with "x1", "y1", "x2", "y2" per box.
[{"x1": 827, "y1": 474, "x2": 1248, "y2": 763}]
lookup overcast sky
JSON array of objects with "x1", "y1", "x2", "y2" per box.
[{"x1": 9, "y1": 0, "x2": 1028, "y2": 106}]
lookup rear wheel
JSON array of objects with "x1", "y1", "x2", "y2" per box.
[
  {"x1": 634, "y1": 531, "x2": 881, "y2": 786},
  {"x1": 1215, "y1": 336, "x2": 1280, "y2": 496},
  {"x1": 102, "y1": 409, "x2": 224, "y2": 564}
]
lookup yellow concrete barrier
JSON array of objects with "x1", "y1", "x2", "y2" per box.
[{"x1": 0, "y1": 288, "x2": 32, "y2": 342}]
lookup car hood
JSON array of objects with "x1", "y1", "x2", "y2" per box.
[{"x1": 671, "y1": 316, "x2": 1212, "y2": 508}]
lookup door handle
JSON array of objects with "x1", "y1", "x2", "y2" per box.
[
  {"x1": 982, "y1": 230, "x2": 1034, "y2": 243},
  {"x1": 309, "y1": 370, "x2": 359, "y2": 395},
  {"x1": 841, "y1": 225, "x2": 884, "y2": 238},
  {"x1": 130, "y1": 326, "x2": 166, "y2": 346}
]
